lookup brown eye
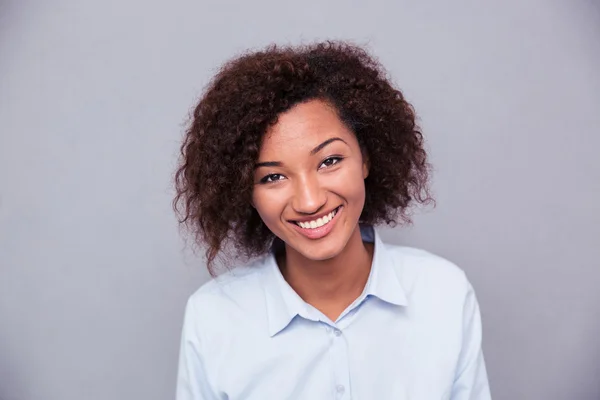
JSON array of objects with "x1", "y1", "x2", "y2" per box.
[
  {"x1": 260, "y1": 174, "x2": 285, "y2": 184},
  {"x1": 319, "y1": 156, "x2": 342, "y2": 169}
]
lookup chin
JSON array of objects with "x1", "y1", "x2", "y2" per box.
[
  {"x1": 297, "y1": 245, "x2": 342, "y2": 261},
  {"x1": 287, "y1": 230, "x2": 351, "y2": 261}
]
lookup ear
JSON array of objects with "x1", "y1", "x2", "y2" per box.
[{"x1": 362, "y1": 153, "x2": 370, "y2": 179}]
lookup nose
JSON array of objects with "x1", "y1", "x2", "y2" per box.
[{"x1": 291, "y1": 174, "x2": 327, "y2": 215}]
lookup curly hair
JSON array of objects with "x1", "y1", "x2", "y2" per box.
[{"x1": 174, "y1": 41, "x2": 432, "y2": 275}]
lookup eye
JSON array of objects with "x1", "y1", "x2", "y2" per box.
[
  {"x1": 259, "y1": 173, "x2": 285, "y2": 184},
  {"x1": 319, "y1": 156, "x2": 343, "y2": 169}
]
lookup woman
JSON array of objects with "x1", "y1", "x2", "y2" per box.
[{"x1": 174, "y1": 41, "x2": 491, "y2": 399}]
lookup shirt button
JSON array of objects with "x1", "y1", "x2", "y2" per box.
[
  {"x1": 336, "y1": 384, "x2": 345, "y2": 394},
  {"x1": 334, "y1": 329, "x2": 342, "y2": 337}
]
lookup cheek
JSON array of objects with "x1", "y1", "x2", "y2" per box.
[
  {"x1": 332, "y1": 164, "x2": 367, "y2": 200},
  {"x1": 252, "y1": 188, "x2": 285, "y2": 226}
]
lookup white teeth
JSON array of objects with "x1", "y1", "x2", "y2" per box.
[{"x1": 296, "y1": 207, "x2": 339, "y2": 230}]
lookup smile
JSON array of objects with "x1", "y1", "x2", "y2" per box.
[
  {"x1": 294, "y1": 206, "x2": 340, "y2": 229},
  {"x1": 289, "y1": 206, "x2": 342, "y2": 240}
]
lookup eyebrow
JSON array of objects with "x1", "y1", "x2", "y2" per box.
[
  {"x1": 310, "y1": 137, "x2": 346, "y2": 156},
  {"x1": 254, "y1": 137, "x2": 347, "y2": 169}
]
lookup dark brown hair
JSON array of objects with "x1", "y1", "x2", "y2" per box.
[{"x1": 174, "y1": 41, "x2": 432, "y2": 275}]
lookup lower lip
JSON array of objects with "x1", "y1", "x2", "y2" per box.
[{"x1": 290, "y1": 206, "x2": 342, "y2": 240}]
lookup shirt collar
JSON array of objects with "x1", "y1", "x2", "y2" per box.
[
  {"x1": 263, "y1": 253, "x2": 312, "y2": 337},
  {"x1": 361, "y1": 224, "x2": 408, "y2": 307},
  {"x1": 262, "y1": 224, "x2": 408, "y2": 337}
]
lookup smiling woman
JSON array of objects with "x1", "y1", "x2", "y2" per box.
[
  {"x1": 173, "y1": 41, "x2": 492, "y2": 400},
  {"x1": 252, "y1": 101, "x2": 369, "y2": 266}
]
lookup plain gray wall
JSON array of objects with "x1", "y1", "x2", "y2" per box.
[{"x1": 1, "y1": 1, "x2": 599, "y2": 399}]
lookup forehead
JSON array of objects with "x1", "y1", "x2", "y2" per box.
[{"x1": 260, "y1": 99, "x2": 357, "y2": 156}]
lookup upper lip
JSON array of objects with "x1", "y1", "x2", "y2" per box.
[{"x1": 289, "y1": 206, "x2": 341, "y2": 223}]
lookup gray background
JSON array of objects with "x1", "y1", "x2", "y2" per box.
[{"x1": 1, "y1": 0, "x2": 599, "y2": 399}]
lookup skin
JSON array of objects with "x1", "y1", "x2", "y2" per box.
[{"x1": 252, "y1": 99, "x2": 374, "y2": 321}]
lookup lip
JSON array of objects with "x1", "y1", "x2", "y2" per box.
[
  {"x1": 288, "y1": 206, "x2": 342, "y2": 240},
  {"x1": 289, "y1": 206, "x2": 341, "y2": 223}
]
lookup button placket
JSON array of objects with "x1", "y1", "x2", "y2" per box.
[{"x1": 329, "y1": 327, "x2": 350, "y2": 399}]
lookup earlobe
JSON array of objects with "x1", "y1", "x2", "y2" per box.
[
  {"x1": 361, "y1": 149, "x2": 370, "y2": 179},
  {"x1": 362, "y1": 159, "x2": 370, "y2": 179}
]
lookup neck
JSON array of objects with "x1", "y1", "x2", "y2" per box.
[{"x1": 278, "y1": 225, "x2": 374, "y2": 321}]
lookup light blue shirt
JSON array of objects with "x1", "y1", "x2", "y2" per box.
[{"x1": 176, "y1": 225, "x2": 491, "y2": 399}]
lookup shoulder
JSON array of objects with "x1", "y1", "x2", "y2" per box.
[
  {"x1": 383, "y1": 242, "x2": 474, "y2": 302},
  {"x1": 183, "y1": 256, "x2": 270, "y2": 333}
]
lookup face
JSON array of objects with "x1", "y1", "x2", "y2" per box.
[{"x1": 252, "y1": 99, "x2": 369, "y2": 261}]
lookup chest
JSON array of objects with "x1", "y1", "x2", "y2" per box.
[{"x1": 207, "y1": 306, "x2": 462, "y2": 400}]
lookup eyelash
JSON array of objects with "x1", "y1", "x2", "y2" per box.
[
  {"x1": 258, "y1": 156, "x2": 343, "y2": 184},
  {"x1": 320, "y1": 156, "x2": 342, "y2": 168}
]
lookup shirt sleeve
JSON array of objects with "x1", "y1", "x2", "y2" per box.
[
  {"x1": 176, "y1": 298, "x2": 222, "y2": 400},
  {"x1": 450, "y1": 281, "x2": 492, "y2": 400}
]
